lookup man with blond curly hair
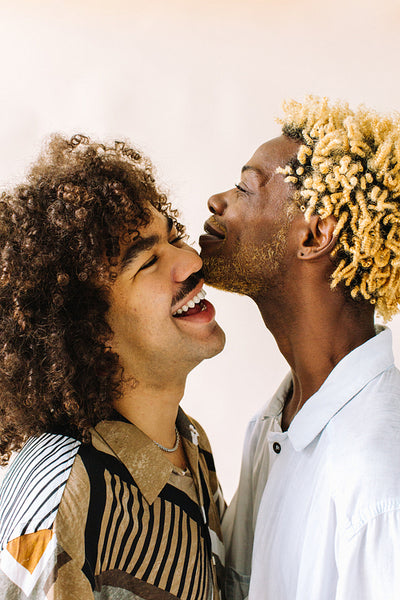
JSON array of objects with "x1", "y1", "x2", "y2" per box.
[{"x1": 199, "y1": 96, "x2": 400, "y2": 600}]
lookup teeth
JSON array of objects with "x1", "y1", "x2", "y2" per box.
[{"x1": 172, "y1": 288, "x2": 207, "y2": 316}]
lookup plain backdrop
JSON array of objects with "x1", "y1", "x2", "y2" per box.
[{"x1": 1, "y1": 0, "x2": 400, "y2": 501}]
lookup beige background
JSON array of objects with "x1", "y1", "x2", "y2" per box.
[{"x1": 1, "y1": 0, "x2": 400, "y2": 500}]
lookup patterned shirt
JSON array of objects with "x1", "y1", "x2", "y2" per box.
[{"x1": 0, "y1": 408, "x2": 225, "y2": 599}]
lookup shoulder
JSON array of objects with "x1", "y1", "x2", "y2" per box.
[
  {"x1": 0, "y1": 432, "x2": 81, "y2": 550},
  {"x1": 327, "y1": 367, "x2": 400, "y2": 516},
  {"x1": 329, "y1": 364, "x2": 400, "y2": 457}
]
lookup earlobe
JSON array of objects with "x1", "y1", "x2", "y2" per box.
[{"x1": 297, "y1": 215, "x2": 337, "y2": 260}]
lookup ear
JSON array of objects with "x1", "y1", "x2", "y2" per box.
[{"x1": 297, "y1": 214, "x2": 337, "y2": 260}]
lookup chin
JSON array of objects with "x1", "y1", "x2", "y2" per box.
[
  {"x1": 200, "y1": 325, "x2": 226, "y2": 362},
  {"x1": 212, "y1": 326, "x2": 226, "y2": 355},
  {"x1": 202, "y1": 256, "x2": 260, "y2": 297},
  {"x1": 202, "y1": 254, "x2": 233, "y2": 287}
]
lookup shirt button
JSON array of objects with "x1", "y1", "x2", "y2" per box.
[{"x1": 273, "y1": 442, "x2": 281, "y2": 454}]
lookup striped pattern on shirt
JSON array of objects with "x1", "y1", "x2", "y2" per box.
[
  {"x1": 0, "y1": 433, "x2": 80, "y2": 550},
  {"x1": 0, "y1": 409, "x2": 225, "y2": 599},
  {"x1": 79, "y1": 442, "x2": 214, "y2": 599}
]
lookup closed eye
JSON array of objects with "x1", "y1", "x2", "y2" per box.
[
  {"x1": 137, "y1": 234, "x2": 187, "y2": 273},
  {"x1": 170, "y1": 235, "x2": 186, "y2": 245},
  {"x1": 235, "y1": 183, "x2": 247, "y2": 194},
  {"x1": 138, "y1": 255, "x2": 158, "y2": 271}
]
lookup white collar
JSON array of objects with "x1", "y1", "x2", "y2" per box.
[{"x1": 264, "y1": 326, "x2": 394, "y2": 451}]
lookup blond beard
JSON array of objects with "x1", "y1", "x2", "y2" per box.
[{"x1": 202, "y1": 226, "x2": 288, "y2": 299}]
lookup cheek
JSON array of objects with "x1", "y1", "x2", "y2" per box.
[
  {"x1": 107, "y1": 293, "x2": 138, "y2": 332},
  {"x1": 230, "y1": 211, "x2": 264, "y2": 248},
  {"x1": 225, "y1": 212, "x2": 248, "y2": 246},
  {"x1": 108, "y1": 278, "x2": 174, "y2": 338}
]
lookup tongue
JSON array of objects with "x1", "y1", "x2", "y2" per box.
[{"x1": 174, "y1": 300, "x2": 204, "y2": 318}]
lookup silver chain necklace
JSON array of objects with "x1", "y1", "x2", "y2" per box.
[{"x1": 152, "y1": 426, "x2": 180, "y2": 453}]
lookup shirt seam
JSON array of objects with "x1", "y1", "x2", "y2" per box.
[{"x1": 346, "y1": 502, "x2": 400, "y2": 539}]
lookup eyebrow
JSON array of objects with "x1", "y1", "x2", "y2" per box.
[
  {"x1": 241, "y1": 165, "x2": 264, "y2": 176},
  {"x1": 120, "y1": 216, "x2": 174, "y2": 273},
  {"x1": 120, "y1": 235, "x2": 159, "y2": 272},
  {"x1": 241, "y1": 164, "x2": 271, "y2": 187}
]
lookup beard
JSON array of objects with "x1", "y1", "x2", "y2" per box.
[{"x1": 202, "y1": 226, "x2": 288, "y2": 299}]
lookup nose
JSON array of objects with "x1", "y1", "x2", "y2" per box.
[
  {"x1": 208, "y1": 191, "x2": 228, "y2": 215},
  {"x1": 171, "y1": 244, "x2": 203, "y2": 283}
]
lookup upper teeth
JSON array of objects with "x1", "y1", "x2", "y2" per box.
[{"x1": 173, "y1": 289, "x2": 206, "y2": 316}]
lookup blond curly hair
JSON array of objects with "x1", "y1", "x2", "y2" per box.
[{"x1": 277, "y1": 96, "x2": 400, "y2": 320}]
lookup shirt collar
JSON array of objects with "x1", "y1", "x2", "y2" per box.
[
  {"x1": 91, "y1": 406, "x2": 200, "y2": 505},
  {"x1": 269, "y1": 326, "x2": 393, "y2": 451},
  {"x1": 262, "y1": 374, "x2": 293, "y2": 419}
]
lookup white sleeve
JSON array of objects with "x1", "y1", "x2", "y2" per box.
[
  {"x1": 222, "y1": 418, "x2": 258, "y2": 600},
  {"x1": 336, "y1": 509, "x2": 400, "y2": 600}
]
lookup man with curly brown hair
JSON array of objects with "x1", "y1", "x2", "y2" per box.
[
  {"x1": 0, "y1": 135, "x2": 226, "y2": 599},
  {"x1": 199, "y1": 96, "x2": 400, "y2": 600}
]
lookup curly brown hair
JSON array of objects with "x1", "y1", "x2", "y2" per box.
[{"x1": 0, "y1": 134, "x2": 184, "y2": 465}]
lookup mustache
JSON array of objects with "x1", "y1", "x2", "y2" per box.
[{"x1": 171, "y1": 270, "x2": 204, "y2": 307}]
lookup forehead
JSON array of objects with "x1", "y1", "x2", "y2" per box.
[
  {"x1": 122, "y1": 207, "x2": 171, "y2": 251},
  {"x1": 139, "y1": 205, "x2": 168, "y2": 232},
  {"x1": 244, "y1": 135, "x2": 301, "y2": 176},
  {"x1": 106, "y1": 207, "x2": 171, "y2": 278}
]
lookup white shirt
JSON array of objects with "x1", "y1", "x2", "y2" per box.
[{"x1": 222, "y1": 327, "x2": 400, "y2": 600}]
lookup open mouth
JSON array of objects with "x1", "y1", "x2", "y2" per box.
[{"x1": 172, "y1": 289, "x2": 207, "y2": 317}]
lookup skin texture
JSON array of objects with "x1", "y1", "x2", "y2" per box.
[
  {"x1": 109, "y1": 207, "x2": 225, "y2": 467},
  {"x1": 200, "y1": 137, "x2": 299, "y2": 297},
  {"x1": 200, "y1": 135, "x2": 375, "y2": 430}
]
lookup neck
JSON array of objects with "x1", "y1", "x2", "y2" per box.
[
  {"x1": 255, "y1": 274, "x2": 375, "y2": 429},
  {"x1": 113, "y1": 376, "x2": 186, "y2": 449}
]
